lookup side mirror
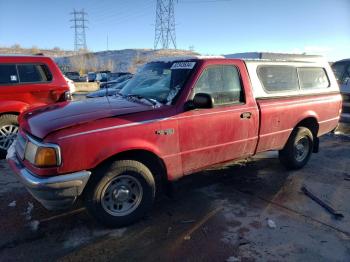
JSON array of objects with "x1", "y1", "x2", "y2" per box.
[
  {"x1": 193, "y1": 93, "x2": 214, "y2": 109},
  {"x1": 184, "y1": 93, "x2": 214, "y2": 111}
]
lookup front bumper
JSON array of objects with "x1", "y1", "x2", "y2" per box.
[{"x1": 7, "y1": 154, "x2": 91, "y2": 210}]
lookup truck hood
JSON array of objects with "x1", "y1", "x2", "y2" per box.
[{"x1": 21, "y1": 96, "x2": 153, "y2": 139}]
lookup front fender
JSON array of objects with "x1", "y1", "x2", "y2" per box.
[{"x1": 94, "y1": 138, "x2": 163, "y2": 167}]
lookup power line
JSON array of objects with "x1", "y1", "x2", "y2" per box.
[
  {"x1": 154, "y1": 0, "x2": 177, "y2": 49},
  {"x1": 70, "y1": 9, "x2": 88, "y2": 52}
]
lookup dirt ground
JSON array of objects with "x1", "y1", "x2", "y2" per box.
[{"x1": 0, "y1": 123, "x2": 349, "y2": 261}]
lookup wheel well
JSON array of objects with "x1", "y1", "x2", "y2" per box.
[
  {"x1": 95, "y1": 150, "x2": 169, "y2": 194},
  {"x1": 0, "y1": 112, "x2": 20, "y2": 117},
  {"x1": 296, "y1": 117, "x2": 319, "y2": 138},
  {"x1": 295, "y1": 117, "x2": 319, "y2": 153}
]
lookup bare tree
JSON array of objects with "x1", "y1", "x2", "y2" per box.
[
  {"x1": 69, "y1": 54, "x2": 88, "y2": 75},
  {"x1": 11, "y1": 44, "x2": 21, "y2": 53},
  {"x1": 103, "y1": 59, "x2": 115, "y2": 72},
  {"x1": 31, "y1": 45, "x2": 40, "y2": 54},
  {"x1": 86, "y1": 53, "x2": 100, "y2": 72},
  {"x1": 128, "y1": 54, "x2": 148, "y2": 73}
]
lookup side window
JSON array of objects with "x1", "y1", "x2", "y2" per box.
[
  {"x1": 40, "y1": 64, "x2": 53, "y2": 81},
  {"x1": 0, "y1": 64, "x2": 19, "y2": 84},
  {"x1": 17, "y1": 64, "x2": 52, "y2": 83},
  {"x1": 194, "y1": 65, "x2": 244, "y2": 106},
  {"x1": 258, "y1": 66, "x2": 299, "y2": 92},
  {"x1": 298, "y1": 67, "x2": 330, "y2": 89}
]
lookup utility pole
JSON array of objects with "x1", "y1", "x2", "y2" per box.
[
  {"x1": 70, "y1": 9, "x2": 88, "y2": 52},
  {"x1": 154, "y1": 0, "x2": 177, "y2": 50},
  {"x1": 107, "y1": 34, "x2": 109, "y2": 51}
]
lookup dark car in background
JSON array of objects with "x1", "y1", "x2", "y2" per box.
[
  {"x1": 108, "y1": 72, "x2": 132, "y2": 81},
  {"x1": 86, "y1": 78, "x2": 131, "y2": 98},
  {"x1": 331, "y1": 59, "x2": 350, "y2": 121},
  {"x1": 100, "y1": 74, "x2": 133, "y2": 89},
  {"x1": 65, "y1": 71, "x2": 81, "y2": 81},
  {"x1": 95, "y1": 70, "x2": 111, "y2": 82},
  {"x1": 87, "y1": 72, "x2": 97, "y2": 82}
]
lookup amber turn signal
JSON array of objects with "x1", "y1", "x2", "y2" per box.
[{"x1": 35, "y1": 147, "x2": 58, "y2": 167}]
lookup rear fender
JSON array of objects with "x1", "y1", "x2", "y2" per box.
[{"x1": 0, "y1": 101, "x2": 29, "y2": 115}]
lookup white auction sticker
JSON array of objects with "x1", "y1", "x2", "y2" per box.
[
  {"x1": 171, "y1": 62, "x2": 196, "y2": 70},
  {"x1": 10, "y1": 75, "x2": 17, "y2": 81}
]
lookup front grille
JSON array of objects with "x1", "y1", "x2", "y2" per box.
[
  {"x1": 15, "y1": 132, "x2": 27, "y2": 160},
  {"x1": 343, "y1": 106, "x2": 350, "y2": 114}
]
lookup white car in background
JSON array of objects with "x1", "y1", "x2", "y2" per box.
[{"x1": 64, "y1": 76, "x2": 76, "y2": 94}]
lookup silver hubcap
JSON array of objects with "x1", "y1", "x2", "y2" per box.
[
  {"x1": 101, "y1": 175, "x2": 143, "y2": 216},
  {"x1": 294, "y1": 137, "x2": 310, "y2": 162},
  {"x1": 0, "y1": 125, "x2": 18, "y2": 151}
]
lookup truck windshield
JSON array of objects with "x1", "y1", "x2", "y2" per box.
[{"x1": 119, "y1": 61, "x2": 195, "y2": 104}]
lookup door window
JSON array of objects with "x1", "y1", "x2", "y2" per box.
[
  {"x1": 193, "y1": 65, "x2": 244, "y2": 105},
  {"x1": 0, "y1": 64, "x2": 19, "y2": 84}
]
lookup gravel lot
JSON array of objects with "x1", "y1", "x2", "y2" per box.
[{"x1": 0, "y1": 123, "x2": 349, "y2": 261}]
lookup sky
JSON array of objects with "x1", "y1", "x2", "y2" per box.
[{"x1": 0, "y1": 0, "x2": 349, "y2": 61}]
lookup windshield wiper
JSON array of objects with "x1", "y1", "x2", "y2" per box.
[{"x1": 125, "y1": 94, "x2": 158, "y2": 106}]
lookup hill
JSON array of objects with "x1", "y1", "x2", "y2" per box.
[
  {"x1": 54, "y1": 49, "x2": 199, "y2": 74},
  {"x1": 0, "y1": 46, "x2": 75, "y2": 57}
]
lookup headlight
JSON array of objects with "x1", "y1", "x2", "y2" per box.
[{"x1": 24, "y1": 137, "x2": 61, "y2": 167}]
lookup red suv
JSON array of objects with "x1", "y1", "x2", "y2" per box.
[{"x1": 0, "y1": 55, "x2": 70, "y2": 158}]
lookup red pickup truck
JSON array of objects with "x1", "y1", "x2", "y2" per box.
[
  {"x1": 7, "y1": 55, "x2": 341, "y2": 227},
  {"x1": 0, "y1": 55, "x2": 70, "y2": 158}
]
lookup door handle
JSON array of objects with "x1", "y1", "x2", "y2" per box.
[{"x1": 240, "y1": 112, "x2": 252, "y2": 119}]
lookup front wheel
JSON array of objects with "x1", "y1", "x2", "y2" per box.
[
  {"x1": 279, "y1": 127, "x2": 314, "y2": 170},
  {"x1": 84, "y1": 160, "x2": 156, "y2": 227},
  {"x1": 0, "y1": 114, "x2": 18, "y2": 159}
]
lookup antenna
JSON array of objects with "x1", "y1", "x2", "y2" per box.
[
  {"x1": 154, "y1": 0, "x2": 177, "y2": 49},
  {"x1": 70, "y1": 9, "x2": 88, "y2": 52}
]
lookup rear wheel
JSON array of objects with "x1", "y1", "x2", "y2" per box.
[
  {"x1": 84, "y1": 160, "x2": 156, "y2": 227},
  {"x1": 0, "y1": 114, "x2": 18, "y2": 159},
  {"x1": 279, "y1": 127, "x2": 314, "y2": 170}
]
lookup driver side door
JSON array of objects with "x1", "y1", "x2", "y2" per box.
[{"x1": 177, "y1": 64, "x2": 258, "y2": 174}]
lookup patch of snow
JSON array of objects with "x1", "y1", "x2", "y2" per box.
[
  {"x1": 29, "y1": 220, "x2": 40, "y2": 231},
  {"x1": 64, "y1": 226, "x2": 127, "y2": 249},
  {"x1": 267, "y1": 218, "x2": 276, "y2": 229},
  {"x1": 8, "y1": 201, "x2": 16, "y2": 207},
  {"x1": 108, "y1": 228, "x2": 127, "y2": 238},
  {"x1": 24, "y1": 202, "x2": 34, "y2": 221},
  {"x1": 6, "y1": 140, "x2": 16, "y2": 160},
  {"x1": 226, "y1": 256, "x2": 240, "y2": 262}
]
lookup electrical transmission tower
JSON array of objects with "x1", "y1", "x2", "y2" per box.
[
  {"x1": 154, "y1": 0, "x2": 177, "y2": 50},
  {"x1": 70, "y1": 9, "x2": 88, "y2": 52}
]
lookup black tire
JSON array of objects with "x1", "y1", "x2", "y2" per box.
[
  {"x1": 0, "y1": 114, "x2": 18, "y2": 159},
  {"x1": 84, "y1": 160, "x2": 156, "y2": 228},
  {"x1": 279, "y1": 127, "x2": 314, "y2": 170}
]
